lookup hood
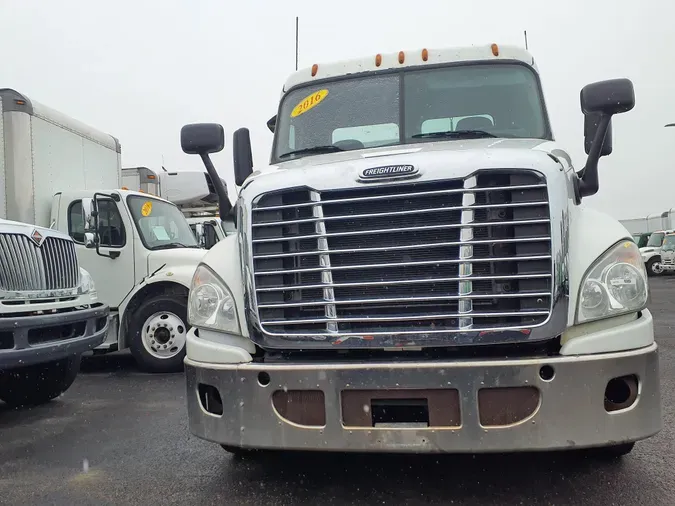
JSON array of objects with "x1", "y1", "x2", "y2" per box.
[
  {"x1": 243, "y1": 137, "x2": 567, "y2": 196},
  {"x1": 0, "y1": 218, "x2": 71, "y2": 241},
  {"x1": 147, "y1": 248, "x2": 207, "y2": 274},
  {"x1": 640, "y1": 247, "x2": 658, "y2": 253}
]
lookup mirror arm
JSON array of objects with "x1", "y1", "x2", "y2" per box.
[
  {"x1": 576, "y1": 113, "x2": 612, "y2": 200},
  {"x1": 199, "y1": 153, "x2": 231, "y2": 221}
]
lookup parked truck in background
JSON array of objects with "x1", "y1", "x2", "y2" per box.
[
  {"x1": 122, "y1": 166, "x2": 234, "y2": 249},
  {"x1": 0, "y1": 91, "x2": 109, "y2": 406},
  {"x1": 0, "y1": 88, "x2": 205, "y2": 373},
  {"x1": 180, "y1": 44, "x2": 661, "y2": 458}
]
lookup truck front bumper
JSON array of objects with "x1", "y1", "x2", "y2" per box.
[
  {"x1": 0, "y1": 303, "x2": 109, "y2": 370},
  {"x1": 185, "y1": 342, "x2": 661, "y2": 453}
]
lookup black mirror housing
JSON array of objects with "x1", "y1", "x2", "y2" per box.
[
  {"x1": 233, "y1": 128, "x2": 254, "y2": 186},
  {"x1": 266, "y1": 115, "x2": 277, "y2": 133},
  {"x1": 181, "y1": 123, "x2": 225, "y2": 155},
  {"x1": 584, "y1": 112, "x2": 613, "y2": 156},
  {"x1": 580, "y1": 78, "x2": 635, "y2": 116}
]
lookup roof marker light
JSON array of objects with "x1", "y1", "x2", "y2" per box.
[
  {"x1": 421, "y1": 48, "x2": 429, "y2": 61},
  {"x1": 398, "y1": 51, "x2": 405, "y2": 64},
  {"x1": 491, "y1": 43, "x2": 499, "y2": 56},
  {"x1": 311, "y1": 64, "x2": 318, "y2": 76},
  {"x1": 375, "y1": 53, "x2": 382, "y2": 67}
]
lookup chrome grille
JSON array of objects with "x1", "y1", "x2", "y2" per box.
[
  {"x1": 0, "y1": 234, "x2": 79, "y2": 292},
  {"x1": 250, "y1": 169, "x2": 552, "y2": 343}
]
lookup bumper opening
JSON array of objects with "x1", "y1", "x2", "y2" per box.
[
  {"x1": 478, "y1": 387, "x2": 540, "y2": 426},
  {"x1": 198, "y1": 383, "x2": 223, "y2": 416},
  {"x1": 272, "y1": 390, "x2": 326, "y2": 427},
  {"x1": 604, "y1": 374, "x2": 638, "y2": 412}
]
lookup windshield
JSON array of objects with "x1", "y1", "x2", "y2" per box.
[
  {"x1": 663, "y1": 235, "x2": 675, "y2": 249},
  {"x1": 127, "y1": 195, "x2": 198, "y2": 250},
  {"x1": 273, "y1": 63, "x2": 549, "y2": 162},
  {"x1": 647, "y1": 232, "x2": 664, "y2": 247}
]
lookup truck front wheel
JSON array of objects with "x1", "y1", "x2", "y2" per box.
[
  {"x1": 129, "y1": 294, "x2": 189, "y2": 373},
  {"x1": 646, "y1": 258, "x2": 663, "y2": 276},
  {"x1": 0, "y1": 356, "x2": 81, "y2": 407}
]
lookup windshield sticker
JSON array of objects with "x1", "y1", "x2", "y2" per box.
[
  {"x1": 291, "y1": 89, "x2": 328, "y2": 118},
  {"x1": 141, "y1": 201, "x2": 153, "y2": 217},
  {"x1": 152, "y1": 226, "x2": 170, "y2": 241}
]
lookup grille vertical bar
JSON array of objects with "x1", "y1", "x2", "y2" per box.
[
  {"x1": 311, "y1": 190, "x2": 338, "y2": 338},
  {"x1": 458, "y1": 175, "x2": 476, "y2": 330}
]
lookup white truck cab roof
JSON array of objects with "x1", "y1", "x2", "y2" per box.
[{"x1": 282, "y1": 44, "x2": 538, "y2": 93}]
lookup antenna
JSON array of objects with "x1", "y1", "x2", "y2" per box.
[
  {"x1": 524, "y1": 30, "x2": 529, "y2": 50},
  {"x1": 295, "y1": 16, "x2": 299, "y2": 70}
]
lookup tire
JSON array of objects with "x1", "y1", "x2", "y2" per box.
[
  {"x1": 583, "y1": 442, "x2": 635, "y2": 460},
  {"x1": 128, "y1": 294, "x2": 189, "y2": 373},
  {"x1": 646, "y1": 258, "x2": 663, "y2": 277},
  {"x1": 0, "y1": 355, "x2": 81, "y2": 407}
]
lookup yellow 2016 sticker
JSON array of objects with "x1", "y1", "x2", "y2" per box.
[
  {"x1": 291, "y1": 89, "x2": 329, "y2": 118},
  {"x1": 141, "y1": 201, "x2": 153, "y2": 217}
]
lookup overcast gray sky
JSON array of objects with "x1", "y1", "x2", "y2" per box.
[{"x1": 1, "y1": 0, "x2": 671, "y2": 219}]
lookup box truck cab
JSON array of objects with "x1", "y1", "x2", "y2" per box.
[
  {"x1": 180, "y1": 44, "x2": 660, "y2": 458},
  {"x1": 0, "y1": 88, "x2": 203, "y2": 372},
  {"x1": 122, "y1": 167, "x2": 233, "y2": 249}
]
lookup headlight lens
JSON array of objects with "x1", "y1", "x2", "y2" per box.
[
  {"x1": 188, "y1": 264, "x2": 240, "y2": 333},
  {"x1": 577, "y1": 240, "x2": 648, "y2": 324},
  {"x1": 78, "y1": 268, "x2": 96, "y2": 295}
]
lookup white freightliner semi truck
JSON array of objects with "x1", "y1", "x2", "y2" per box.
[
  {"x1": 0, "y1": 89, "x2": 205, "y2": 373},
  {"x1": 122, "y1": 167, "x2": 234, "y2": 249},
  {"x1": 0, "y1": 91, "x2": 109, "y2": 406},
  {"x1": 180, "y1": 45, "x2": 661, "y2": 457}
]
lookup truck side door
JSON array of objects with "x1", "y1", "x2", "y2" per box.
[{"x1": 67, "y1": 198, "x2": 136, "y2": 308}]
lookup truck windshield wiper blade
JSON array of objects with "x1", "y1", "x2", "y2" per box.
[
  {"x1": 278, "y1": 145, "x2": 344, "y2": 158},
  {"x1": 412, "y1": 130, "x2": 497, "y2": 139},
  {"x1": 152, "y1": 242, "x2": 191, "y2": 250}
]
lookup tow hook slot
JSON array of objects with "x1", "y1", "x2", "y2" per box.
[{"x1": 371, "y1": 398, "x2": 430, "y2": 428}]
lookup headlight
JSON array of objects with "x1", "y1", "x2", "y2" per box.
[
  {"x1": 78, "y1": 268, "x2": 96, "y2": 295},
  {"x1": 576, "y1": 240, "x2": 648, "y2": 324},
  {"x1": 189, "y1": 264, "x2": 240, "y2": 334}
]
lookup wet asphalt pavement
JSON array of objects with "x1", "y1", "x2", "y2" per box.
[{"x1": 2, "y1": 279, "x2": 675, "y2": 505}]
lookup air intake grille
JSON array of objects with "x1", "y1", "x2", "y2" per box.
[
  {"x1": 0, "y1": 234, "x2": 79, "y2": 292},
  {"x1": 250, "y1": 170, "x2": 552, "y2": 342}
]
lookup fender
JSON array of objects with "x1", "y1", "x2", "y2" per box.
[
  {"x1": 117, "y1": 263, "x2": 199, "y2": 349},
  {"x1": 641, "y1": 249, "x2": 661, "y2": 263}
]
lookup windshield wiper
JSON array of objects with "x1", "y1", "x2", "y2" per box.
[
  {"x1": 278, "y1": 145, "x2": 344, "y2": 159},
  {"x1": 152, "y1": 242, "x2": 192, "y2": 250},
  {"x1": 412, "y1": 130, "x2": 497, "y2": 139}
]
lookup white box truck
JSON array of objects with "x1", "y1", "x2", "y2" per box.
[
  {"x1": 179, "y1": 44, "x2": 661, "y2": 458},
  {"x1": 0, "y1": 90, "x2": 109, "y2": 406},
  {"x1": 122, "y1": 167, "x2": 234, "y2": 249},
  {"x1": 0, "y1": 88, "x2": 205, "y2": 373}
]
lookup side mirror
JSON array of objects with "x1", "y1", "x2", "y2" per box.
[
  {"x1": 233, "y1": 128, "x2": 254, "y2": 186},
  {"x1": 194, "y1": 223, "x2": 206, "y2": 248},
  {"x1": 81, "y1": 197, "x2": 96, "y2": 232},
  {"x1": 584, "y1": 112, "x2": 613, "y2": 156},
  {"x1": 180, "y1": 123, "x2": 224, "y2": 155},
  {"x1": 576, "y1": 78, "x2": 635, "y2": 200},
  {"x1": 266, "y1": 115, "x2": 277, "y2": 133},
  {"x1": 84, "y1": 232, "x2": 96, "y2": 249},
  {"x1": 180, "y1": 123, "x2": 231, "y2": 222},
  {"x1": 580, "y1": 78, "x2": 635, "y2": 116}
]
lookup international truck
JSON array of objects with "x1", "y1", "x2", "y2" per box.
[
  {"x1": 0, "y1": 92, "x2": 109, "y2": 406},
  {"x1": 0, "y1": 88, "x2": 205, "y2": 373},
  {"x1": 122, "y1": 166, "x2": 234, "y2": 249},
  {"x1": 179, "y1": 44, "x2": 661, "y2": 458}
]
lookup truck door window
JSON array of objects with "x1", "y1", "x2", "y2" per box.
[{"x1": 68, "y1": 199, "x2": 126, "y2": 247}]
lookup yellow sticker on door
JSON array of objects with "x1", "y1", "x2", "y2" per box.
[
  {"x1": 141, "y1": 201, "x2": 153, "y2": 217},
  {"x1": 291, "y1": 89, "x2": 329, "y2": 118}
]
